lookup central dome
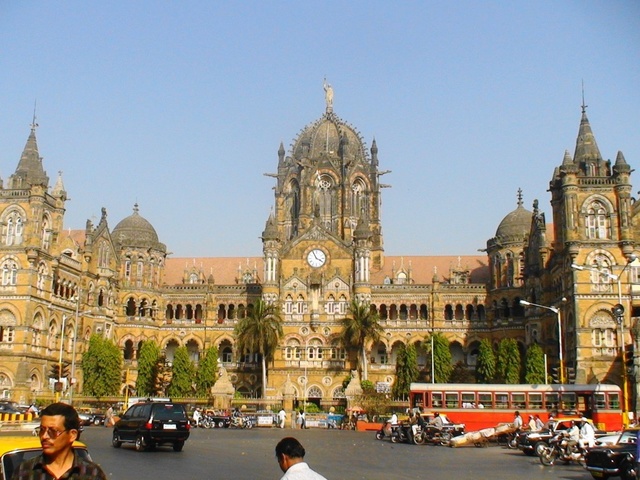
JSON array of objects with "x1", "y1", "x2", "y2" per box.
[
  {"x1": 495, "y1": 202, "x2": 532, "y2": 239},
  {"x1": 112, "y1": 204, "x2": 163, "y2": 248},
  {"x1": 291, "y1": 112, "x2": 368, "y2": 163}
]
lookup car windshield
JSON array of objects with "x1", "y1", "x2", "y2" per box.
[
  {"x1": 153, "y1": 404, "x2": 186, "y2": 421},
  {"x1": 617, "y1": 431, "x2": 638, "y2": 445}
]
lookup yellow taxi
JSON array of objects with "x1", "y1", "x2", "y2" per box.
[{"x1": 0, "y1": 437, "x2": 90, "y2": 480}]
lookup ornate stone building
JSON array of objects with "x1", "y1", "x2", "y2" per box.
[{"x1": 0, "y1": 93, "x2": 637, "y2": 413}]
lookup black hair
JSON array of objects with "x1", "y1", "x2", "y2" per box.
[
  {"x1": 40, "y1": 402, "x2": 81, "y2": 432},
  {"x1": 275, "y1": 437, "x2": 306, "y2": 461}
]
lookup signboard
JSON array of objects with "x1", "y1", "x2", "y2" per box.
[{"x1": 376, "y1": 382, "x2": 391, "y2": 393}]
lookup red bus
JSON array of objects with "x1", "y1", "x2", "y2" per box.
[{"x1": 409, "y1": 383, "x2": 623, "y2": 432}]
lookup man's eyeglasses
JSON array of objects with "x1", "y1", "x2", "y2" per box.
[{"x1": 35, "y1": 426, "x2": 68, "y2": 439}]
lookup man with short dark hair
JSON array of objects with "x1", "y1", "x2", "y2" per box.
[
  {"x1": 275, "y1": 437, "x2": 328, "y2": 480},
  {"x1": 11, "y1": 402, "x2": 108, "y2": 480}
]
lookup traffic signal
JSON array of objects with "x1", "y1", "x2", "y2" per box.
[
  {"x1": 60, "y1": 361, "x2": 70, "y2": 379},
  {"x1": 566, "y1": 367, "x2": 576, "y2": 384},
  {"x1": 49, "y1": 364, "x2": 60, "y2": 379},
  {"x1": 625, "y1": 344, "x2": 635, "y2": 375},
  {"x1": 550, "y1": 367, "x2": 560, "y2": 384},
  {"x1": 612, "y1": 304, "x2": 625, "y2": 319}
]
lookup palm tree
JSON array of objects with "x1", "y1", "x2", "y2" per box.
[
  {"x1": 339, "y1": 298, "x2": 384, "y2": 381},
  {"x1": 234, "y1": 298, "x2": 283, "y2": 399}
]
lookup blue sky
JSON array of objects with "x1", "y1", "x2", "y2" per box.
[{"x1": 1, "y1": 1, "x2": 638, "y2": 258}]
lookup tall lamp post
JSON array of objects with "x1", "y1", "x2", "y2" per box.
[
  {"x1": 520, "y1": 300, "x2": 564, "y2": 385},
  {"x1": 69, "y1": 307, "x2": 93, "y2": 405},
  {"x1": 55, "y1": 314, "x2": 68, "y2": 403},
  {"x1": 571, "y1": 254, "x2": 637, "y2": 426}
]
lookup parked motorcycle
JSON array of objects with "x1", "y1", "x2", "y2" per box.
[
  {"x1": 412, "y1": 425, "x2": 452, "y2": 446},
  {"x1": 375, "y1": 422, "x2": 409, "y2": 443},
  {"x1": 230, "y1": 415, "x2": 254, "y2": 429},
  {"x1": 539, "y1": 432, "x2": 586, "y2": 466}
]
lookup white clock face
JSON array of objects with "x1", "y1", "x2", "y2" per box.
[{"x1": 307, "y1": 249, "x2": 326, "y2": 268}]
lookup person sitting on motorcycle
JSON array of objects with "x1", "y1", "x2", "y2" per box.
[
  {"x1": 430, "y1": 412, "x2": 444, "y2": 430},
  {"x1": 512, "y1": 411, "x2": 523, "y2": 431},
  {"x1": 579, "y1": 417, "x2": 596, "y2": 449},
  {"x1": 232, "y1": 407, "x2": 243, "y2": 426},
  {"x1": 383, "y1": 412, "x2": 398, "y2": 436},
  {"x1": 563, "y1": 420, "x2": 580, "y2": 453},
  {"x1": 192, "y1": 407, "x2": 202, "y2": 427},
  {"x1": 411, "y1": 410, "x2": 425, "y2": 438}
]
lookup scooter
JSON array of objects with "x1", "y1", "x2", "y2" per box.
[{"x1": 375, "y1": 422, "x2": 409, "y2": 443}]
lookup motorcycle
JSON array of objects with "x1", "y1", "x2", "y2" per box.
[
  {"x1": 412, "y1": 425, "x2": 452, "y2": 446},
  {"x1": 375, "y1": 422, "x2": 409, "y2": 443},
  {"x1": 230, "y1": 415, "x2": 254, "y2": 429},
  {"x1": 539, "y1": 432, "x2": 586, "y2": 466}
]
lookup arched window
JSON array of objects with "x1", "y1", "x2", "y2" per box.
[
  {"x1": 325, "y1": 295, "x2": 335, "y2": 314},
  {"x1": 585, "y1": 200, "x2": 611, "y2": 239},
  {"x1": 351, "y1": 179, "x2": 368, "y2": 219},
  {"x1": 1, "y1": 260, "x2": 18, "y2": 286},
  {"x1": 315, "y1": 176, "x2": 335, "y2": 232}
]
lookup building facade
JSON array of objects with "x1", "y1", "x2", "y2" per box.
[{"x1": 1, "y1": 93, "x2": 638, "y2": 413}]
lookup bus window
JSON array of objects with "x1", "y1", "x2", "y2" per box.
[
  {"x1": 478, "y1": 393, "x2": 492, "y2": 408},
  {"x1": 432, "y1": 392, "x2": 442, "y2": 408},
  {"x1": 462, "y1": 392, "x2": 476, "y2": 407},
  {"x1": 445, "y1": 392, "x2": 459, "y2": 408},
  {"x1": 496, "y1": 393, "x2": 508, "y2": 409},
  {"x1": 608, "y1": 393, "x2": 620, "y2": 409},
  {"x1": 593, "y1": 393, "x2": 605, "y2": 409},
  {"x1": 561, "y1": 393, "x2": 576, "y2": 411},
  {"x1": 545, "y1": 393, "x2": 559, "y2": 411},
  {"x1": 511, "y1": 393, "x2": 525, "y2": 409},
  {"x1": 529, "y1": 393, "x2": 543, "y2": 409}
]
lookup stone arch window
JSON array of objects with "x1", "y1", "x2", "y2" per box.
[
  {"x1": 228, "y1": 304, "x2": 236, "y2": 320},
  {"x1": 189, "y1": 273, "x2": 199, "y2": 284},
  {"x1": 126, "y1": 297, "x2": 137, "y2": 317},
  {"x1": 325, "y1": 295, "x2": 335, "y2": 314},
  {"x1": 220, "y1": 341, "x2": 233, "y2": 363},
  {"x1": 512, "y1": 298, "x2": 525, "y2": 317},
  {"x1": 139, "y1": 299, "x2": 148, "y2": 317},
  {"x1": 389, "y1": 304, "x2": 398, "y2": 320},
  {"x1": 98, "y1": 289, "x2": 105, "y2": 307},
  {"x1": 332, "y1": 386, "x2": 346, "y2": 400},
  {"x1": 409, "y1": 304, "x2": 418, "y2": 320},
  {"x1": 506, "y1": 252, "x2": 515, "y2": 287},
  {"x1": 419, "y1": 304, "x2": 428, "y2": 320},
  {"x1": 315, "y1": 175, "x2": 335, "y2": 232},
  {"x1": 307, "y1": 385, "x2": 323, "y2": 399},
  {"x1": 175, "y1": 304, "x2": 184, "y2": 320},
  {"x1": 32, "y1": 313, "x2": 43, "y2": 347},
  {"x1": 501, "y1": 298, "x2": 510, "y2": 318},
  {"x1": 308, "y1": 339, "x2": 323, "y2": 360},
  {"x1": 185, "y1": 304, "x2": 194, "y2": 320},
  {"x1": 454, "y1": 304, "x2": 464, "y2": 320},
  {"x1": 477, "y1": 305, "x2": 486, "y2": 321},
  {"x1": 217, "y1": 304, "x2": 226, "y2": 322},
  {"x1": 1, "y1": 260, "x2": 18, "y2": 286},
  {"x1": 379, "y1": 304, "x2": 388, "y2": 320},
  {"x1": 338, "y1": 295, "x2": 347, "y2": 315},
  {"x1": 164, "y1": 339, "x2": 180, "y2": 362},
  {"x1": 237, "y1": 304, "x2": 246, "y2": 319},
  {"x1": 373, "y1": 342, "x2": 388, "y2": 364},
  {"x1": 465, "y1": 304, "x2": 474, "y2": 321},
  {"x1": 195, "y1": 304, "x2": 203, "y2": 322},
  {"x1": 284, "y1": 339, "x2": 300, "y2": 360},
  {"x1": 3, "y1": 210, "x2": 24, "y2": 246},
  {"x1": 587, "y1": 253, "x2": 614, "y2": 293},
  {"x1": 444, "y1": 304, "x2": 453, "y2": 320},
  {"x1": 0, "y1": 373, "x2": 11, "y2": 392},
  {"x1": 585, "y1": 200, "x2": 611, "y2": 239},
  {"x1": 124, "y1": 258, "x2": 131, "y2": 280},
  {"x1": 284, "y1": 295, "x2": 294, "y2": 315},
  {"x1": 350, "y1": 178, "x2": 368, "y2": 219},
  {"x1": 399, "y1": 304, "x2": 408, "y2": 320},
  {"x1": 493, "y1": 254, "x2": 503, "y2": 288},
  {"x1": 296, "y1": 296, "x2": 306, "y2": 315},
  {"x1": 330, "y1": 339, "x2": 346, "y2": 360},
  {"x1": 186, "y1": 339, "x2": 200, "y2": 363},
  {"x1": 124, "y1": 339, "x2": 135, "y2": 360}
]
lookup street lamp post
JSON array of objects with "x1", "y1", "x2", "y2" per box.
[
  {"x1": 55, "y1": 314, "x2": 68, "y2": 402},
  {"x1": 572, "y1": 254, "x2": 637, "y2": 426},
  {"x1": 69, "y1": 306, "x2": 93, "y2": 405},
  {"x1": 519, "y1": 300, "x2": 564, "y2": 384}
]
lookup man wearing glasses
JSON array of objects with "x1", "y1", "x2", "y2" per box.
[{"x1": 11, "y1": 402, "x2": 107, "y2": 480}]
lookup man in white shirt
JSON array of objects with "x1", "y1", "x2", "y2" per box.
[
  {"x1": 278, "y1": 409, "x2": 286, "y2": 429},
  {"x1": 579, "y1": 417, "x2": 596, "y2": 449},
  {"x1": 276, "y1": 437, "x2": 328, "y2": 480}
]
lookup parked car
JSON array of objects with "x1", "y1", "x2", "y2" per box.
[
  {"x1": 0, "y1": 436, "x2": 90, "y2": 480},
  {"x1": 77, "y1": 408, "x2": 105, "y2": 426},
  {"x1": 518, "y1": 417, "x2": 606, "y2": 456},
  {"x1": 0, "y1": 401, "x2": 22, "y2": 415},
  {"x1": 585, "y1": 428, "x2": 638, "y2": 480},
  {"x1": 112, "y1": 400, "x2": 190, "y2": 452}
]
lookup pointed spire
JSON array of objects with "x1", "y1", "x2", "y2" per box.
[
  {"x1": 10, "y1": 121, "x2": 49, "y2": 188},
  {"x1": 262, "y1": 211, "x2": 278, "y2": 240},
  {"x1": 278, "y1": 142, "x2": 285, "y2": 165},
  {"x1": 371, "y1": 138, "x2": 378, "y2": 166},
  {"x1": 573, "y1": 105, "x2": 603, "y2": 167},
  {"x1": 613, "y1": 150, "x2": 630, "y2": 174},
  {"x1": 562, "y1": 149, "x2": 573, "y2": 166},
  {"x1": 51, "y1": 170, "x2": 67, "y2": 199}
]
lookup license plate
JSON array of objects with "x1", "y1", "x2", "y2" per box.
[
  {"x1": 592, "y1": 472, "x2": 603, "y2": 478},
  {"x1": 163, "y1": 424, "x2": 177, "y2": 430}
]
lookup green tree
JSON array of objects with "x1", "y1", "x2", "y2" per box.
[
  {"x1": 423, "y1": 333, "x2": 452, "y2": 383},
  {"x1": 81, "y1": 334, "x2": 122, "y2": 397},
  {"x1": 234, "y1": 299, "x2": 283, "y2": 399},
  {"x1": 393, "y1": 343, "x2": 419, "y2": 398},
  {"x1": 524, "y1": 343, "x2": 546, "y2": 384},
  {"x1": 449, "y1": 361, "x2": 475, "y2": 383},
  {"x1": 338, "y1": 299, "x2": 384, "y2": 381},
  {"x1": 136, "y1": 340, "x2": 161, "y2": 396},
  {"x1": 195, "y1": 346, "x2": 219, "y2": 396},
  {"x1": 168, "y1": 346, "x2": 196, "y2": 397},
  {"x1": 154, "y1": 355, "x2": 172, "y2": 396},
  {"x1": 496, "y1": 338, "x2": 521, "y2": 384},
  {"x1": 475, "y1": 338, "x2": 496, "y2": 383}
]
